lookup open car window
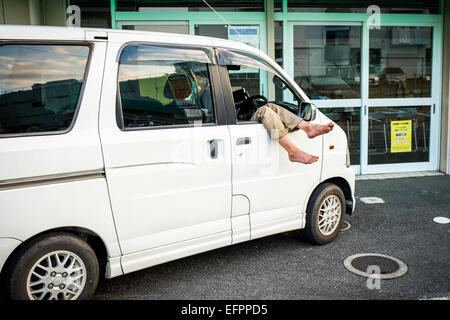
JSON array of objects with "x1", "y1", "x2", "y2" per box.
[{"x1": 217, "y1": 49, "x2": 301, "y2": 122}]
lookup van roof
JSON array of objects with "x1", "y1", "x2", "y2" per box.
[{"x1": 0, "y1": 24, "x2": 258, "y2": 52}]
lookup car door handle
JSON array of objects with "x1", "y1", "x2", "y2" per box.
[
  {"x1": 209, "y1": 139, "x2": 218, "y2": 159},
  {"x1": 236, "y1": 137, "x2": 251, "y2": 145}
]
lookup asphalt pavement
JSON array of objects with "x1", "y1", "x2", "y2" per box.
[{"x1": 91, "y1": 175, "x2": 447, "y2": 299}]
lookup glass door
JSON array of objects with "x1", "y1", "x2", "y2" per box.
[
  {"x1": 363, "y1": 24, "x2": 440, "y2": 174},
  {"x1": 288, "y1": 22, "x2": 362, "y2": 173},
  {"x1": 288, "y1": 20, "x2": 441, "y2": 174}
]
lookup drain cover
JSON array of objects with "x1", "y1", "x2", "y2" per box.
[
  {"x1": 351, "y1": 255, "x2": 399, "y2": 274},
  {"x1": 344, "y1": 253, "x2": 408, "y2": 279}
]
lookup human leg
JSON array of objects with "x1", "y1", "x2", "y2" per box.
[
  {"x1": 251, "y1": 105, "x2": 319, "y2": 164},
  {"x1": 278, "y1": 136, "x2": 319, "y2": 164},
  {"x1": 297, "y1": 120, "x2": 334, "y2": 138},
  {"x1": 262, "y1": 103, "x2": 303, "y2": 131},
  {"x1": 262, "y1": 103, "x2": 334, "y2": 138},
  {"x1": 250, "y1": 105, "x2": 289, "y2": 139}
]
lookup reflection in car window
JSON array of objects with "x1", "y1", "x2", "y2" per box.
[
  {"x1": 118, "y1": 45, "x2": 215, "y2": 128},
  {"x1": 0, "y1": 44, "x2": 90, "y2": 135}
]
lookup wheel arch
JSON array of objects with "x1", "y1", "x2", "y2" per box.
[
  {"x1": 0, "y1": 227, "x2": 109, "y2": 285},
  {"x1": 305, "y1": 177, "x2": 354, "y2": 217}
]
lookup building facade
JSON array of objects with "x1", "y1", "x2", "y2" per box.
[{"x1": 1, "y1": 0, "x2": 449, "y2": 175}]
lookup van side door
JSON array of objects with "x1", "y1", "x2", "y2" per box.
[
  {"x1": 217, "y1": 49, "x2": 323, "y2": 241},
  {"x1": 98, "y1": 42, "x2": 232, "y2": 273}
]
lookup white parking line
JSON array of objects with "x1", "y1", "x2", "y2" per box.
[
  {"x1": 433, "y1": 217, "x2": 450, "y2": 224},
  {"x1": 359, "y1": 197, "x2": 385, "y2": 204}
]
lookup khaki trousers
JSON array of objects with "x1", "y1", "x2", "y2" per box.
[{"x1": 250, "y1": 103, "x2": 303, "y2": 139}]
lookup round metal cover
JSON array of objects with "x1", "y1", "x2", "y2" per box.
[{"x1": 344, "y1": 253, "x2": 408, "y2": 279}]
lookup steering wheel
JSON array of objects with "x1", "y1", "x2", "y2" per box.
[
  {"x1": 248, "y1": 95, "x2": 268, "y2": 107},
  {"x1": 236, "y1": 94, "x2": 269, "y2": 121}
]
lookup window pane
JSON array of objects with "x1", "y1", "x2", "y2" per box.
[
  {"x1": 293, "y1": 25, "x2": 361, "y2": 100},
  {"x1": 124, "y1": 23, "x2": 189, "y2": 34},
  {"x1": 288, "y1": 0, "x2": 440, "y2": 14},
  {"x1": 69, "y1": 0, "x2": 111, "y2": 28},
  {"x1": 369, "y1": 27, "x2": 432, "y2": 98},
  {"x1": 219, "y1": 49, "x2": 300, "y2": 122},
  {"x1": 218, "y1": 50, "x2": 266, "y2": 98},
  {"x1": 118, "y1": 45, "x2": 215, "y2": 128},
  {"x1": 196, "y1": 25, "x2": 260, "y2": 49},
  {"x1": 368, "y1": 106, "x2": 430, "y2": 164},
  {"x1": 321, "y1": 107, "x2": 360, "y2": 165},
  {"x1": 274, "y1": 0, "x2": 283, "y2": 12},
  {"x1": 0, "y1": 45, "x2": 90, "y2": 135},
  {"x1": 117, "y1": 0, "x2": 264, "y2": 12},
  {"x1": 195, "y1": 24, "x2": 228, "y2": 39}
]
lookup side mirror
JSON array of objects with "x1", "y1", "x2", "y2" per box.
[{"x1": 299, "y1": 101, "x2": 317, "y2": 122}]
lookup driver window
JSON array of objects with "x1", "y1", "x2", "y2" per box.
[{"x1": 218, "y1": 49, "x2": 300, "y2": 123}]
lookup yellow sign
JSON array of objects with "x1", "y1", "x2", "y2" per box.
[{"x1": 391, "y1": 120, "x2": 412, "y2": 153}]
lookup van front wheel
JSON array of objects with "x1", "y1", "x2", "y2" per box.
[
  {"x1": 302, "y1": 183, "x2": 346, "y2": 245},
  {"x1": 5, "y1": 232, "x2": 99, "y2": 300}
]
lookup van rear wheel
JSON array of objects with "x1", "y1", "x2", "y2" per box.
[
  {"x1": 5, "y1": 232, "x2": 99, "y2": 300},
  {"x1": 302, "y1": 183, "x2": 346, "y2": 245}
]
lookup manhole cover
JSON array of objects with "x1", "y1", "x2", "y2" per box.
[
  {"x1": 340, "y1": 221, "x2": 351, "y2": 231},
  {"x1": 344, "y1": 253, "x2": 408, "y2": 279}
]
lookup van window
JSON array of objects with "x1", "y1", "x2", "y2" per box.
[
  {"x1": 218, "y1": 49, "x2": 301, "y2": 122},
  {"x1": 118, "y1": 45, "x2": 215, "y2": 128},
  {"x1": 0, "y1": 44, "x2": 90, "y2": 135}
]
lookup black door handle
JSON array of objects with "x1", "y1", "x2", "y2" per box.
[
  {"x1": 236, "y1": 137, "x2": 251, "y2": 145},
  {"x1": 209, "y1": 139, "x2": 218, "y2": 159}
]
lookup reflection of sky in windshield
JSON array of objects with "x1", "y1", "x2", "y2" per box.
[{"x1": 0, "y1": 45, "x2": 89, "y2": 92}]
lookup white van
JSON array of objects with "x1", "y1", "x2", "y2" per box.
[{"x1": 0, "y1": 25, "x2": 355, "y2": 300}]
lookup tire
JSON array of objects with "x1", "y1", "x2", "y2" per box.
[
  {"x1": 5, "y1": 232, "x2": 99, "y2": 300},
  {"x1": 302, "y1": 183, "x2": 346, "y2": 245}
]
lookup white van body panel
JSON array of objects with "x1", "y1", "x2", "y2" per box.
[
  {"x1": 0, "y1": 238, "x2": 22, "y2": 271},
  {"x1": 319, "y1": 111, "x2": 356, "y2": 183},
  {"x1": 0, "y1": 179, "x2": 121, "y2": 257},
  {"x1": 0, "y1": 25, "x2": 86, "y2": 41},
  {"x1": 98, "y1": 39, "x2": 233, "y2": 261},
  {"x1": 0, "y1": 35, "x2": 121, "y2": 261},
  {"x1": 300, "y1": 111, "x2": 356, "y2": 220},
  {"x1": 228, "y1": 121, "x2": 323, "y2": 241},
  {"x1": 121, "y1": 232, "x2": 231, "y2": 274},
  {"x1": 0, "y1": 41, "x2": 105, "y2": 181}
]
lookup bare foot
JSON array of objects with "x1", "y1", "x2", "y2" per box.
[
  {"x1": 305, "y1": 122, "x2": 334, "y2": 138},
  {"x1": 288, "y1": 149, "x2": 319, "y2": 164}
]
